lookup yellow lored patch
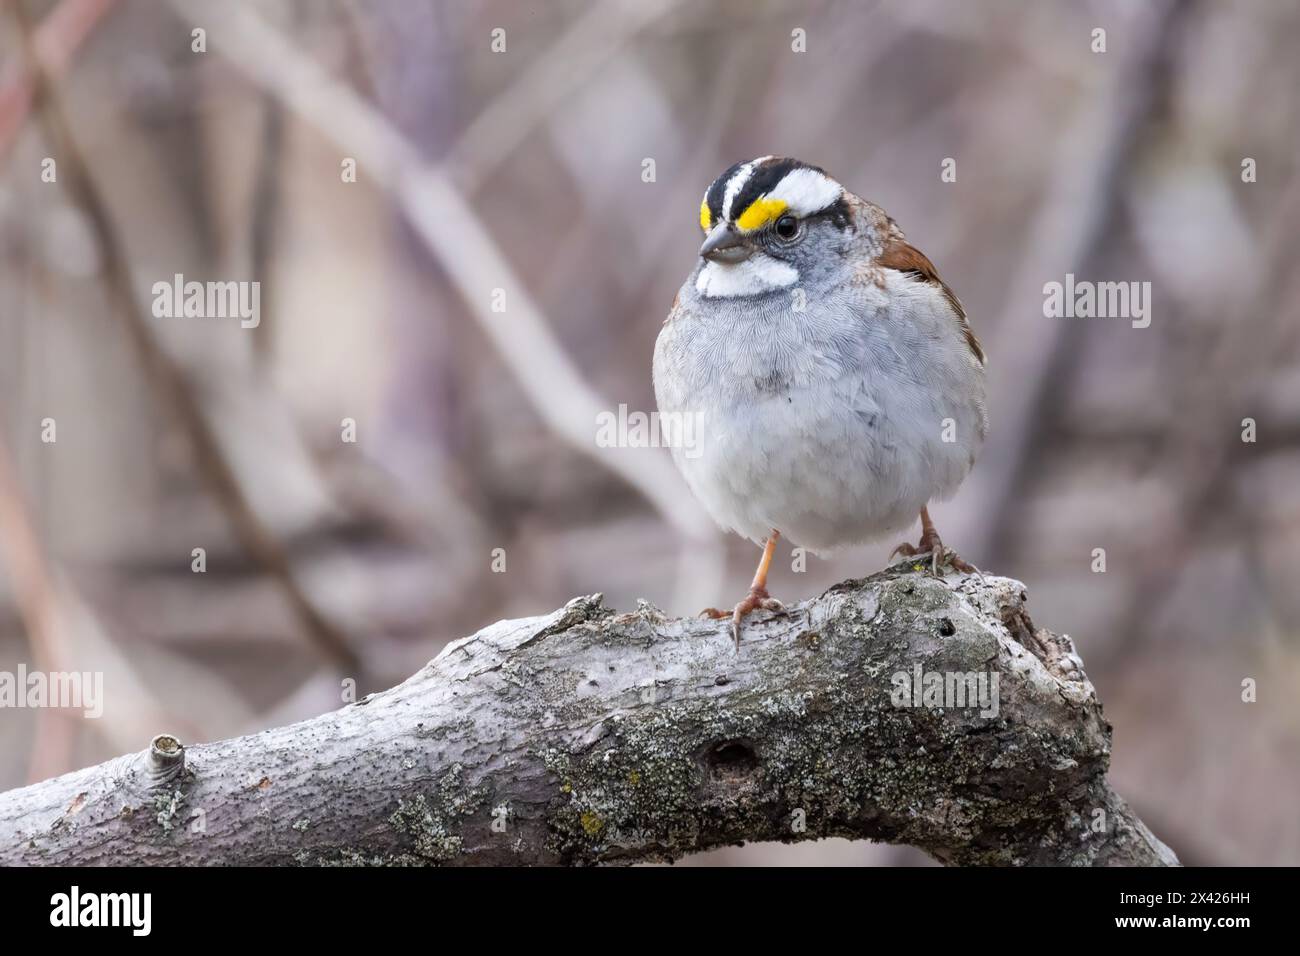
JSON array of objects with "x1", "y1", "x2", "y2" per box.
[
  {"x1": 735, "y1": 196, "x2": 789, "y2": 233},
  {"x1": 699, "y1": 200, "x2": 711, "y2": 232}
]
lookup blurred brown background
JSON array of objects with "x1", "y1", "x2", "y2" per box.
[{"x1": 0, "y1": 0, "x2": 1297, "y2": 865}]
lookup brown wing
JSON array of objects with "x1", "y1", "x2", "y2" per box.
[{"x1": 877, "y1": 237, "x2": 986, "y2": 366}]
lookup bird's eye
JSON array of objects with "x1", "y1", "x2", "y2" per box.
[{"x1": 774, "y1": 215, "x2": 800, "y2": 240}]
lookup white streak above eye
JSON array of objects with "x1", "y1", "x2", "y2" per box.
[
  {"x1": 768, "y1": 167, "x2": 842, "y2": 216},
  {"x1": 696, "y1": 254, "x2": 798, "y2": 298}
]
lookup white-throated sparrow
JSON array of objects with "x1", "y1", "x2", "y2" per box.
[{"x1": 653, "y1": 157, "x2": 988, "y2": 648}]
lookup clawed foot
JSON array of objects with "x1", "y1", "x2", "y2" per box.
[
  {"x1": 889, "y1": 535, "x2": 980, "y2": 577},
  {"x1": 699, "y1": 587, "x2": 786, "y2": 650}
]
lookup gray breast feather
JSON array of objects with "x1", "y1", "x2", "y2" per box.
[{"x1": 654, "y1": 269, "x2": 985, "y2": 551}]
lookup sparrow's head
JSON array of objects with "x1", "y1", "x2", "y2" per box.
[{"x1": 695, "y1": 156, "x2": 855, "y2": 298}]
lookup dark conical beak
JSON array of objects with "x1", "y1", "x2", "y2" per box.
[{"x1": 699, "y1": 223, "x2": 753, "y2": 264}]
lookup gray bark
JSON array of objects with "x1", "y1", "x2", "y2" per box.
[{"x1": 0, "y1": 564, "x2": 1179, "y2": 866}]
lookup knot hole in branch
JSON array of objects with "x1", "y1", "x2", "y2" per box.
[{"x1": 703, "y1": 739, "x2": 759, "y2": 785}]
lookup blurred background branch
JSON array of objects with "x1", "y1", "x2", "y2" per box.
[
  {"x1": 0, "y1": 0, "x2": 1297, "y2": 865},
  {"x1": 166, "y1": 0, "x2": 727, "y2": 613},
  {"x1": 13, "y1": 0, "x2": 364, "y2": 678},
  {"x1": 0, "y1": 0, "x2": 118, "y2": 157}
]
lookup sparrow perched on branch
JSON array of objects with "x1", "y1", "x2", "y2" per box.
[{"x1": 653, "y1": 157, "x2": 987, "y2": 648}]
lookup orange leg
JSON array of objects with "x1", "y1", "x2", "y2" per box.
[
  {"x1": 889, "y1": 505, "x2": 979, "y2": 576},
  {"x1": 700, "y1": 530, "x2": 787, "y2": 650},
  {"x1": 750, "y1": 531, "x2": 778, "y2": 592}
]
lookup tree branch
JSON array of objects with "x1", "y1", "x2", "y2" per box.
[{"x1": 0, "y1": 566, "x2": 1179, "y2": 866}]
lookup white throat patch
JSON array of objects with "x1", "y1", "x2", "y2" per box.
[{"x1": 696, "y1": 253, "x2": 798, "y2": 298}]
